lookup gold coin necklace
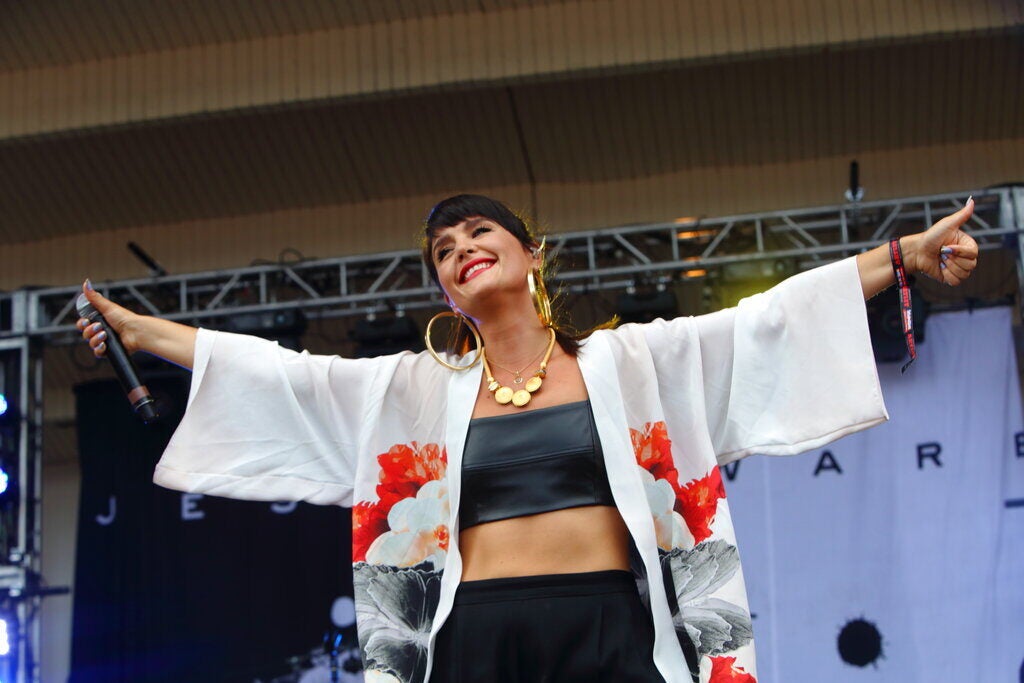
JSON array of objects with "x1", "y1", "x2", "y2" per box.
[
  {"x1": 488, "y1": 343, "x2": 548, "y2": 387},
  {"x1": 481, "y1": 327, "x2": 557, "y2": 408}
]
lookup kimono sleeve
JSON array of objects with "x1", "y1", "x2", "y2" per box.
[
  {"x1": 153, "y1": 328, "x2": 392, "y2": 506},
  {"x1": 647, "y1": 256, "x2": 889, "y2": 465}
]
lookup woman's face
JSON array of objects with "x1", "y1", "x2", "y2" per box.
[{"x1": 430, "y1": 216, "x2": 538, "y2": 318}]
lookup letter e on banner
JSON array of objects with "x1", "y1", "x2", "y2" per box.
[
  {"x1": 1015, "y1": 431, "x2": 1024, "y2": 458},
  {"x1": 181, "y1": 493, "x2": 206, "y2": 521}
]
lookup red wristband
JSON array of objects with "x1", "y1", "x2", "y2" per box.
[{"x1": 888, "y1": 238, "x2": 916, "y2": 373}]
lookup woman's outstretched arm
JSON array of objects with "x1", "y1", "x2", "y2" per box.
[{"x1": 856, "y1": 197, "x2": 979, "y2": 299}]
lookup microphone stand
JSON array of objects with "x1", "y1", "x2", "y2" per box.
[{"x1": 322, "y1": 628, "x2": 343, "y2": 683}]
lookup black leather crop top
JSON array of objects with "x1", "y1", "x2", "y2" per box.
[{"x1": 459, "y1": 400, "x2": 617, "y2": 530}]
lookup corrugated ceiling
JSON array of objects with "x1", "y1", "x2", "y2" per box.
[
  {"x1": 0, "y1": 0, "x2": 559, "y2": 70},
  {"x1": 0, "y1": 30, "x2": 1019, "y2": 244}
]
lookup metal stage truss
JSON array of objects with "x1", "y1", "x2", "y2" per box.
[
  {"x1": 0, "y1": 187, "x2": 1022, "y2": 682},
  {"x1": 2, "y1": 188, "x2": 1022, "y2": 341}
]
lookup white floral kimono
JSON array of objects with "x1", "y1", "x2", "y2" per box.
[{"x1": 155, "y1": 256, "x2": 888, "y2": 683}]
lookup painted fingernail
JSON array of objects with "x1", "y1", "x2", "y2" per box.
[
  {"x1": 967, "y1": 195, "x2": 973, "y2": 205},
  {"x1": 941, "y1": 254, "x2": 949, "y2": 263},
  {"x1": 940, "y1": 262, "x2": 947, "y2": 270},
  {"x1": 940, "y1": 246, "x2": 953, "y2": 254},
  {"x1": 96, "y1": 331, "x2": 107, "y2": 341},
  {"x1": 85, "y1": 278, "x2": 94, "y2": 291},
  {"x1": 91, "y1": 322, "x2": 102, "y2": 332},
  {"x1": 97, "y1": 342, "x2": 106, "y2": 351}
]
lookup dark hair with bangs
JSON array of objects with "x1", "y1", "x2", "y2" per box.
[{"x1": 422, "y1": 194, "x2": 616, "y2": 358}]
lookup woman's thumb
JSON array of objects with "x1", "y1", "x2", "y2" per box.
[{"x1": 81, "y1": 279, "x2": 112, "y2": 313}]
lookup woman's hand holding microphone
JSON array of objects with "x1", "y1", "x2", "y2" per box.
[
  {"x1": 76, "y1": 279, "x2": 144, "y2": 358},
  {"x1": 76, "y1": 279, "x2": 197, "y2": 371},
  {"x1": 75, "y1": 279, "x2": 198, "y2": 429}
]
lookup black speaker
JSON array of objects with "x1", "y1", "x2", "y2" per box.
[{"x1": 866, "y1": 286, "x2": 928, "y2": 363}]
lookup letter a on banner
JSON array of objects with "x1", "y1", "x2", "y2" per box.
[{"x1": 813, "y1": 451, "x2": 843, "y2": 476}]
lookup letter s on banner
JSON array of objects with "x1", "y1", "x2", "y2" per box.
[{"x1": 271, "y1": 501, "x2": 298, "y2": 515}]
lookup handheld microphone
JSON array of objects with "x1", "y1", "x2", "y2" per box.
[{"x1": 76, "y1": 293, "x2": 160, "y2": 423}]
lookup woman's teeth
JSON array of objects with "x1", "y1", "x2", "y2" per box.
[{"x1": 463, "y1": 262, "x2": 493, "y2": 281}]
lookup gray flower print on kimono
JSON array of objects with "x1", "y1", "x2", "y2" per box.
[
  {"x1": 353, "y1": 562, "x2": 442, "y2": 683},
  {"x1": 663, "y1": 539, "x2": 754, "y2": 660}
]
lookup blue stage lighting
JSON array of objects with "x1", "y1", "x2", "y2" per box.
[
  {"x1": 0, "y1": 395, "x2": 6, "y2": 418},
  {"x1": 0, "y1": 617, "x2": 9, "y2": 656},
  {"x1": 0, "y1": 470, "x2": 8, "y2": 496}
]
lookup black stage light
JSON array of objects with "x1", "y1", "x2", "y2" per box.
[
  {"x1": 221, "y1": 309, "x2": 308, "y2": 352},
  {"x1": 616, "y1": 288, "x2": 678, "y2": 324},
  {"x1": 352, "y1": 315, "x2": 423, "y2": 358},
  {"x1": 845, "y1": 159, "x2": 865, "y2": 203}
]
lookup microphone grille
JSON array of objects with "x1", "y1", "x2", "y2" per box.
[{"x1": 75, "y1": 293, "x2": 96, "y2": 318}]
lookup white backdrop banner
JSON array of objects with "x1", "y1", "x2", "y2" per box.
[{"x1": 724, "y1": 307, "x2": 1024, "y2": 683}]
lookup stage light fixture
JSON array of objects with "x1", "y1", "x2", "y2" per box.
[
  {"x1": 0, "y1": 616, "x2": 9, "y2": 656},
  {"x1": 616, "y1": 285, "x2": 679, "y2": 324},
  {"x1": 844, "y1": 159, "x2": 864, "y2": 203},
  {"x1": 714, "y1": 259, "x2": 796, "y2": 309},
  {"x1": 221, "y1": 309, "x2": 308, "y2": 352},
  {"x1": 0, "y1": 469, "x2": 8, "y2": 497},
  {"x1": 675, "y1": 228, "x2": 716, "y2": 241},
  {"x1": 0, "y1": 396, "x2": 6, "y2": 418},
  {"x1": 352, "y1": 314, "x2": 423, "y2": 358}
]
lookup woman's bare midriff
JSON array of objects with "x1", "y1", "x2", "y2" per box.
[
  {"x1": 461, "y1": 352, "x2": 630, "y2": 580},
  {"x1": 458, "y1": 504, "x2": 632, "y2": 580}
]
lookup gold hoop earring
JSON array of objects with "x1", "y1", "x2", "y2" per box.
[
  {"x1": 424, "y1": 311, "x2": 483, "y2": 370},
  {"x1": 528, "y1": 269, "x2": 553, "y2": 327}
]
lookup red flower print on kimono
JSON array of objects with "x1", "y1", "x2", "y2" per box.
[
  {"x1": 353, "y1": 501, "x2": 390, "y2": 563},
  {"x1": 707, "y1": 656, "x2": 757, "y2": 682},
  {"x1": 677, "y1": 466, "x2": 726, "y2": 544},
  {"x1": 376, "y1": 443, "x2": 447, "y2": 509},
  {"x1": 352, "y1": 442, "x2": 450, "y2": 568},
  {"x1": 632, "y1": 422, "x2": 725, "y2": 548},
  {"x1": 632, "y1": 422, "x2": 682, "y2": 491}
]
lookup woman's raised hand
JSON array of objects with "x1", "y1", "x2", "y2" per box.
[
  {"x1": 76, "y1": 280, "x2": 143, "y2": 358},
  {"x1": 910, "y1": 197, "x2": 980, "y2": 287}
]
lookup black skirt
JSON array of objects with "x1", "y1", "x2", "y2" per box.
[{"x1": 430, "y1": 569, "x2": 666, "y2": 683}]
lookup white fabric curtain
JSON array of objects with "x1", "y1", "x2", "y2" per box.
[{"x1": 725, "y1": 307, "x2": 1024, "y2": 683}]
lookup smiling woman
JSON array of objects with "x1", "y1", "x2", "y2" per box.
[
  {"x1": 421, "y1": 194, "x2": 615, "y2": 362},
  {"x1": 76, "y1": 192, "x2": 977, "y2": 683},
  {"x1": 416, "y1": 195, "x2": 664, "y2": 682}
]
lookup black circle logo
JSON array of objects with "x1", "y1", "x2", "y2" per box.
[{"x1": 837, "y1": 617, "x2": 883, "y2": 667}]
